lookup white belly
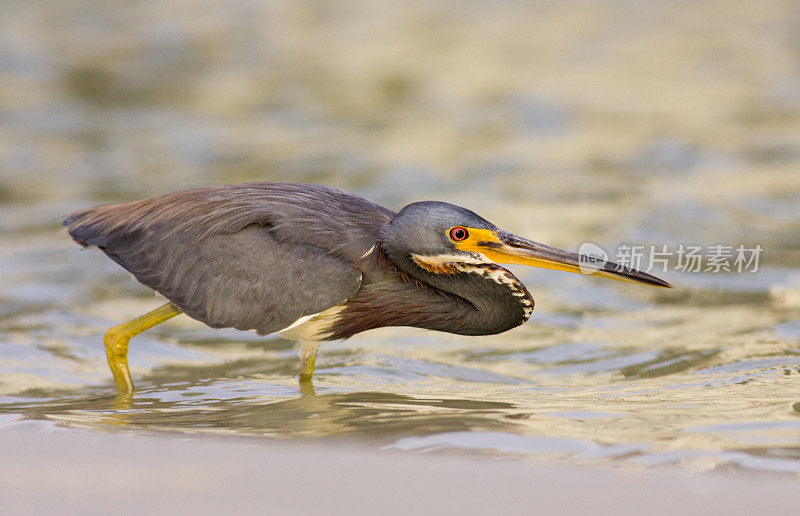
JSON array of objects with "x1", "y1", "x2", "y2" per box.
[{"x1": 278, "y1": 304, "x2": 346, "y2": 341}]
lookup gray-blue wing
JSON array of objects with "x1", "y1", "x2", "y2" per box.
[{"x1": 64, "y1": 183, "x2": 395, "y2": 335}]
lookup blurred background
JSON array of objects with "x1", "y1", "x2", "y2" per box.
[{"x1": 1, "y1": 0, "x2": 800, "y2": 473}]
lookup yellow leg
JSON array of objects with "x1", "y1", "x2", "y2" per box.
[
  {"x1": 104, "y1": 302, "x2": 182, "y2": 393},
  {"x1": 298, "y1": 341, "x2": 320, "y2": 383}
]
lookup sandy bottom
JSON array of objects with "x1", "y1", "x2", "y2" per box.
[{"x1": 2, "y1": 421, "x2": 799, "y2": 515}]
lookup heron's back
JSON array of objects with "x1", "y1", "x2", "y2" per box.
[{"x1": 64, "y1": 182, "x2": 394, "y2": 334}]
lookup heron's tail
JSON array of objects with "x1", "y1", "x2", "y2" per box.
[{"x1": 63, "y1": 204, "x2": 121, "y2": 248}]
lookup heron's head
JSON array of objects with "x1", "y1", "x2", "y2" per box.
[{"x1": 380, "y1": 201, "x2": 672, "y2": 288}]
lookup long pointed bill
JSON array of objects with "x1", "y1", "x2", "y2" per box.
[{"x1": 455, "y1": 228, "x2": 673, "y2": 288}]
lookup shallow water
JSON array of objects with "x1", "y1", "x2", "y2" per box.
[{"x1": 2, "y1": 0, "x2": 800, "y2": 473}]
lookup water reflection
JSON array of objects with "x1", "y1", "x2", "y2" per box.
[
  {"x1": 2, "y1": 318, "x2": 800, "y2": 475},
  {"x1": 1, "y1": 383, "x2": 523, "y2": 441},
  {"x1": 2, "y1": 0, "x2": 800, "y2": 474}
]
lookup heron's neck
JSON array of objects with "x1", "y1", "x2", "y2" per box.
[{"x1": 378, "y1": 243, "x2": 534, "y2": 335}]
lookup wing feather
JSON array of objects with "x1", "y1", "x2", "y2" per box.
[{"x1": 64, "y1": 183, "x2": 391, "y2": 335}]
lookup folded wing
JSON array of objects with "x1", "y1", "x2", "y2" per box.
[{"x1": 64, "y1": 182, "x2": 395, "y2": 335}]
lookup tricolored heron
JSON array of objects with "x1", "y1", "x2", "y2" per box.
[{"x1": 65, "y1": 182, "x2": 671, "y2": 392}]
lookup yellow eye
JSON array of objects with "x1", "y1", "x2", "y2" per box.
[{"x1": 449, "y1": 227, "x2": 469, "y2": 241}]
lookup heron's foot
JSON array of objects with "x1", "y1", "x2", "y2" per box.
[
  {"x1": 298, "y1": 381, "x2": 316, "y2": 397},
  {"x1": 104, "y1": 325, "x2": 134, "y2": 393},
  {"x1": 102, "y1": 302, "x2": 183, "y2": 394},
  {"x1": 298, "y1": 341, "x2": 320, "y2": 383},
  {"x1": 298, "y1": 354, "x2": 316, "y2": 383},
  {"x1": 110, "y1": 390, "x2": 134, "y2": 412}
]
